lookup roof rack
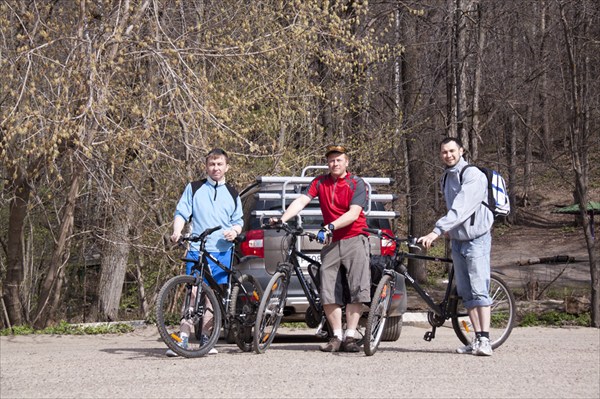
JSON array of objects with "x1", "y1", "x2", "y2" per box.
[{"x1": 251, "y1": 165, "x2": 399, "y2": 222}]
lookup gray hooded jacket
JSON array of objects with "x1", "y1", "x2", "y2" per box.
[{"x1": 432, "y1": 157, "x2": 493, "y2": 241}]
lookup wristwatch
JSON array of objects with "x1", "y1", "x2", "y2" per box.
[{"x1": 327, "y1": 223, "x2": 335, "y2": 231}]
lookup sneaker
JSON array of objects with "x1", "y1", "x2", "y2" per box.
[
  {"x1": 341, "y1": 337, "x2": 360, "y2": 353},
  {"x1": 165, "y1": 337, "x2": 188, "y2": 357},
  {"x1": 201, "y1": 334, "x2": 218, "y2": 355},
  {"x1": 473, "y1": 337, "x2": 493, "y2": 356},
  {"x1": 320, "y1": 337, "x2": 342, "y2": 352},
  {"x1": 456, "y1": 339, "x2": 477, "y2": 354}
]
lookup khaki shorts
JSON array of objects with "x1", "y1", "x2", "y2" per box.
[{"x1": 319, "y1": 235, "x2": 371, "y2": 305}]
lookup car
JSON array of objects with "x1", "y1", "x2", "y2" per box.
[{"x1": 235, "y1": 166, "x2": 407, "y2": 341}]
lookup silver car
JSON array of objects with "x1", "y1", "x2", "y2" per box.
[{"x1": 235, "y1": 168, "x2": 407, "y2": 341}]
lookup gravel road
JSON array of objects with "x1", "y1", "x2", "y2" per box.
[{"x1": 1, "y1": 324, "x2": 598, "y2": 399}]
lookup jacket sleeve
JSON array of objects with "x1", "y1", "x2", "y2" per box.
[
  {"x1": 173, "y1": 183, "x2": 193, "y2": 222},
  {"x1": 231, "y1": 195, "x2": 244, "y2": 228}
]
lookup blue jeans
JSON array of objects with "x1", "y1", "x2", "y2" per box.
[
  {"x1": 451, "y1": 232, "x2": 493, "y2": 309},
  {"x1": 185, "y1": 249, "x2": 232, "y2": 285}
]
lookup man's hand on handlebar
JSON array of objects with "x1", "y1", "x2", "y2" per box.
[
  {"x1": 268, "y1": 217, "x2": 284, "y2": 226},
  {"x1": 223, "y1": 229, "x2": 238, "y2": 242},
  {"x1": 316, "y1": 226, "x2": 332, "y2": 245},
  {"x1": 417, "y1": 232, "x2": 439, "y2": 249}
]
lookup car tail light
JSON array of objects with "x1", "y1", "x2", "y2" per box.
[
  {"x1": 240, "y1": 229, "x2": 264, "y2": 258},
  {"x1": 380, "y1": 228, "x2": 396, "y2": 257}
]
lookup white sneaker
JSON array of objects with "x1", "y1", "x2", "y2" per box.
[
  {"x1": 473, "y1": 337, "x2": 493, "y2": 356},
  {"x1": 165, "y1": 338, "x2": 188, "y2": 357},
  {"x1": 456, "y1": 339, "x2": 476, "y2": 354},
  {"x1": 201, "y1": 334, "x2": 218, "y2": 355}
]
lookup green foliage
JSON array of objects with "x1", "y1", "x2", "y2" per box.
[
  {"x1": 0, "y1": 321, "x2": 135, "y2": 336},
  {"x1": 519, "y1": 311, "x2": 591, "y2": 327}
]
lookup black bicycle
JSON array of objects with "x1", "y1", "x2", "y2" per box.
[
  {"x1": 253, "y1": 222, "x2": 330, "y2": 354},
  {"x1": 156, "y1": 226, "x2": 264, "y2": 357},
  {"x1": 363, "y1": 228, "x2": 516, "y2": 356}
]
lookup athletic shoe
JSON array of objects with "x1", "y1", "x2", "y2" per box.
[
  {"x1": 165, "y1": 337, "x2": 188, "y2": 357},
  {"x1": 456, "y1": 339, "x2": 477, "y2": 354},
  {"x1": 473, "y1": 337, "x2": 493, "y2": 356},
  {"x1": 341, "y1": 337, "x2": 360, "y2": 353},
  {"x1": 320, "y1": 337, "x2": 342, "y2": 352},
  {"x1": 201, "y1": 334, "x2": 218, "y2": 355}
]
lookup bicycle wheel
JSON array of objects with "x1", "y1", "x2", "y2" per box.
[
  {"x1": 229, "y1": 274, "x2": 264, "y2": 352},
  {"x1": 451, "y1": 272, "x2": 516, "y2": 349},
  {"x1": 156, "y1": 275, "x2": 222, "y2": 358},
  {"x1": 364, "y1": 274, "x2": 394, "y2": 356},
  {"x1": 253, "y1": 270, "x2": 290, "y2": 354}
]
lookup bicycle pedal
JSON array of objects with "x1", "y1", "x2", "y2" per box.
[{"x1": 423, "y1": 331, "x2": 434, "y2": 341}]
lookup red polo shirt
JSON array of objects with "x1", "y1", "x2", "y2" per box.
[{"x1": 305, "y1": 172, "x2": 368, "y2": 241}]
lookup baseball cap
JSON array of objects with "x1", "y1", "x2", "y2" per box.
[{"x1": 325, "y1": 145, "x2": 347, "y2": 158}]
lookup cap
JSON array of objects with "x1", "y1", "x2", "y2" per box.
[{"x1": 325, "y1": 145, "x2": 347, "y2": 158}]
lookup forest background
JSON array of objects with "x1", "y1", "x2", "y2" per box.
[{"x1": 1, "y1": 0, "x2": 598, "y2": 329}]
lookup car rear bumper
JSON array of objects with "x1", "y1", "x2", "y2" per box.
[{"x1": 236, "y1": 256, "x2": 407, "y2": 322}]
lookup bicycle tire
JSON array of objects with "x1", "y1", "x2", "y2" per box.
[
  {"x1": 450, "y1": 272, "x2": 516, "y2": 349},
  {"x1": 253, "y1": 270, "x2": 290, "y2": 354},
  {"x1": 364, "y1": 274, "x2": 394, "y2": 356},
  {"x1": 229, "y1": 274, "x2": 264, "y2": 352},
  {"x1": 156, "y1": 275, "x2": 222, "y2": 358}
]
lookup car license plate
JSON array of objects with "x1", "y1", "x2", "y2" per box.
[{"x1": 298, "y1": 254, "x2": 320, "y2": 276}]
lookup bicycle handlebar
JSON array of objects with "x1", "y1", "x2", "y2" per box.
[
  {"x1": 262, "y1": 222, "x2": 318, "y2": 241},
  {"x1": 362, "y1": 228, "x2": 420, "y2": 250}
]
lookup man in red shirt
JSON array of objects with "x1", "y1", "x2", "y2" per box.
[{"x1": 272, "y1": 145, "x2": 370, "y2": 352}]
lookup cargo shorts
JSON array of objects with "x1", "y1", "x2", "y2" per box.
[{"x1": 319, "y1": 235, "x2": 371, "y2": 305}]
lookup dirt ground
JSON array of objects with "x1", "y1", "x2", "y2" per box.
[
  {"x1": 491, "y1": 223, "x2": 592, "y2": 292},
  {"x1": 1, "y1": 325, "x2": 599, "y2": 399}
]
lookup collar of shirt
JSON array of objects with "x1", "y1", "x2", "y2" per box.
[{"x1": 206, "y1": 176, "x2": 226, "y2": 186}]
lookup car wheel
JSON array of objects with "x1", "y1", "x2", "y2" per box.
[{"x1": 381, "y1": 315, "x2": 403, "y2": 341}]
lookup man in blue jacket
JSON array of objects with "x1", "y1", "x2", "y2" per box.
[
  {"x1": 167, "y1": 148, "x2": 243, "y2": 356},
  {"x1": 418, "y1": 137, "x2": 494, "y2": 356}
]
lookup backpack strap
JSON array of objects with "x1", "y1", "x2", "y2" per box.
[
  {"x1": 188, "y1": 179, "x2": 239, "y2": 223},
  {"x1": 458, "y1": 164, "x2": 478, "y2": 184}
]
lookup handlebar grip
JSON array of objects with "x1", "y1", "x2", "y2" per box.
[
  {"x1": 205, "y1": 225, "x2": 222, "y2": 235},
  {"x1": 362, "y1": 228, "x2": 381, "y2": 235},
  {"x1": 234, "y1": 232, "x2": 246, "y2": 243}
]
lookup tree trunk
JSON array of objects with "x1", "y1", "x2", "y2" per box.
[
  {"x1": 135, "y1": 253, "x2": 149, "y2": 320},
  {"x1": 399, "y1": 5, "x2": 428, "y2": 283},
  {"x1": 559, "y1": 1, "x2": 598, "y2": 327},
  {"x1": 447, "y1": 0, "x2": 458, "y2": 138},
  {"x1": 95, "y1": 189, "x2": 137, "y2": 322},
  {"x1": 470, "y1": 2, "x2": 484, "y2": 161},
  {"x1": 3, "y1": 171, "x2": 30, "y2": 327},
  {"x1": 33, "y1": 170, "x2": 81, "y2": 328}
]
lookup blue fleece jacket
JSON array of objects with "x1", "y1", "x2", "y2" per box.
[
  {"x1": 174, "y1": 177, "x2": 243, "y2": 252},
  {"x1": 433, "y1": 157, "x2": 493, "y2": 241}
]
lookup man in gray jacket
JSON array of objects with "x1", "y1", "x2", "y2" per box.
[{"x1": 418, "y1": 137, "x2": 494, "y2": 356}]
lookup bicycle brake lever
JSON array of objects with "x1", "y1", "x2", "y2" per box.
[{"x1": 407, "y1": 237, "x2": 422, "y2": 251}]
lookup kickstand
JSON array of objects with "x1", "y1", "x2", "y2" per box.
[{"x1": 424, "y1": 326, "x2": 436, "y2": 342}]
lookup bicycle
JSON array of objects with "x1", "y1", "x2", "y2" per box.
[
  {"x1": 156, "y1": 226, "x2": 264, "y2": 357},
  {"x1": 363, "y1": 228, "x2": 516, "y2": 356},
  {"x1": 253, "y1": 222, "x2": 330, "y2": 354}
]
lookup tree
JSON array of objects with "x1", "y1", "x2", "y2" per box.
[{"x1": 558, "y1": 0, "x2": 599, "y2": 326}]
